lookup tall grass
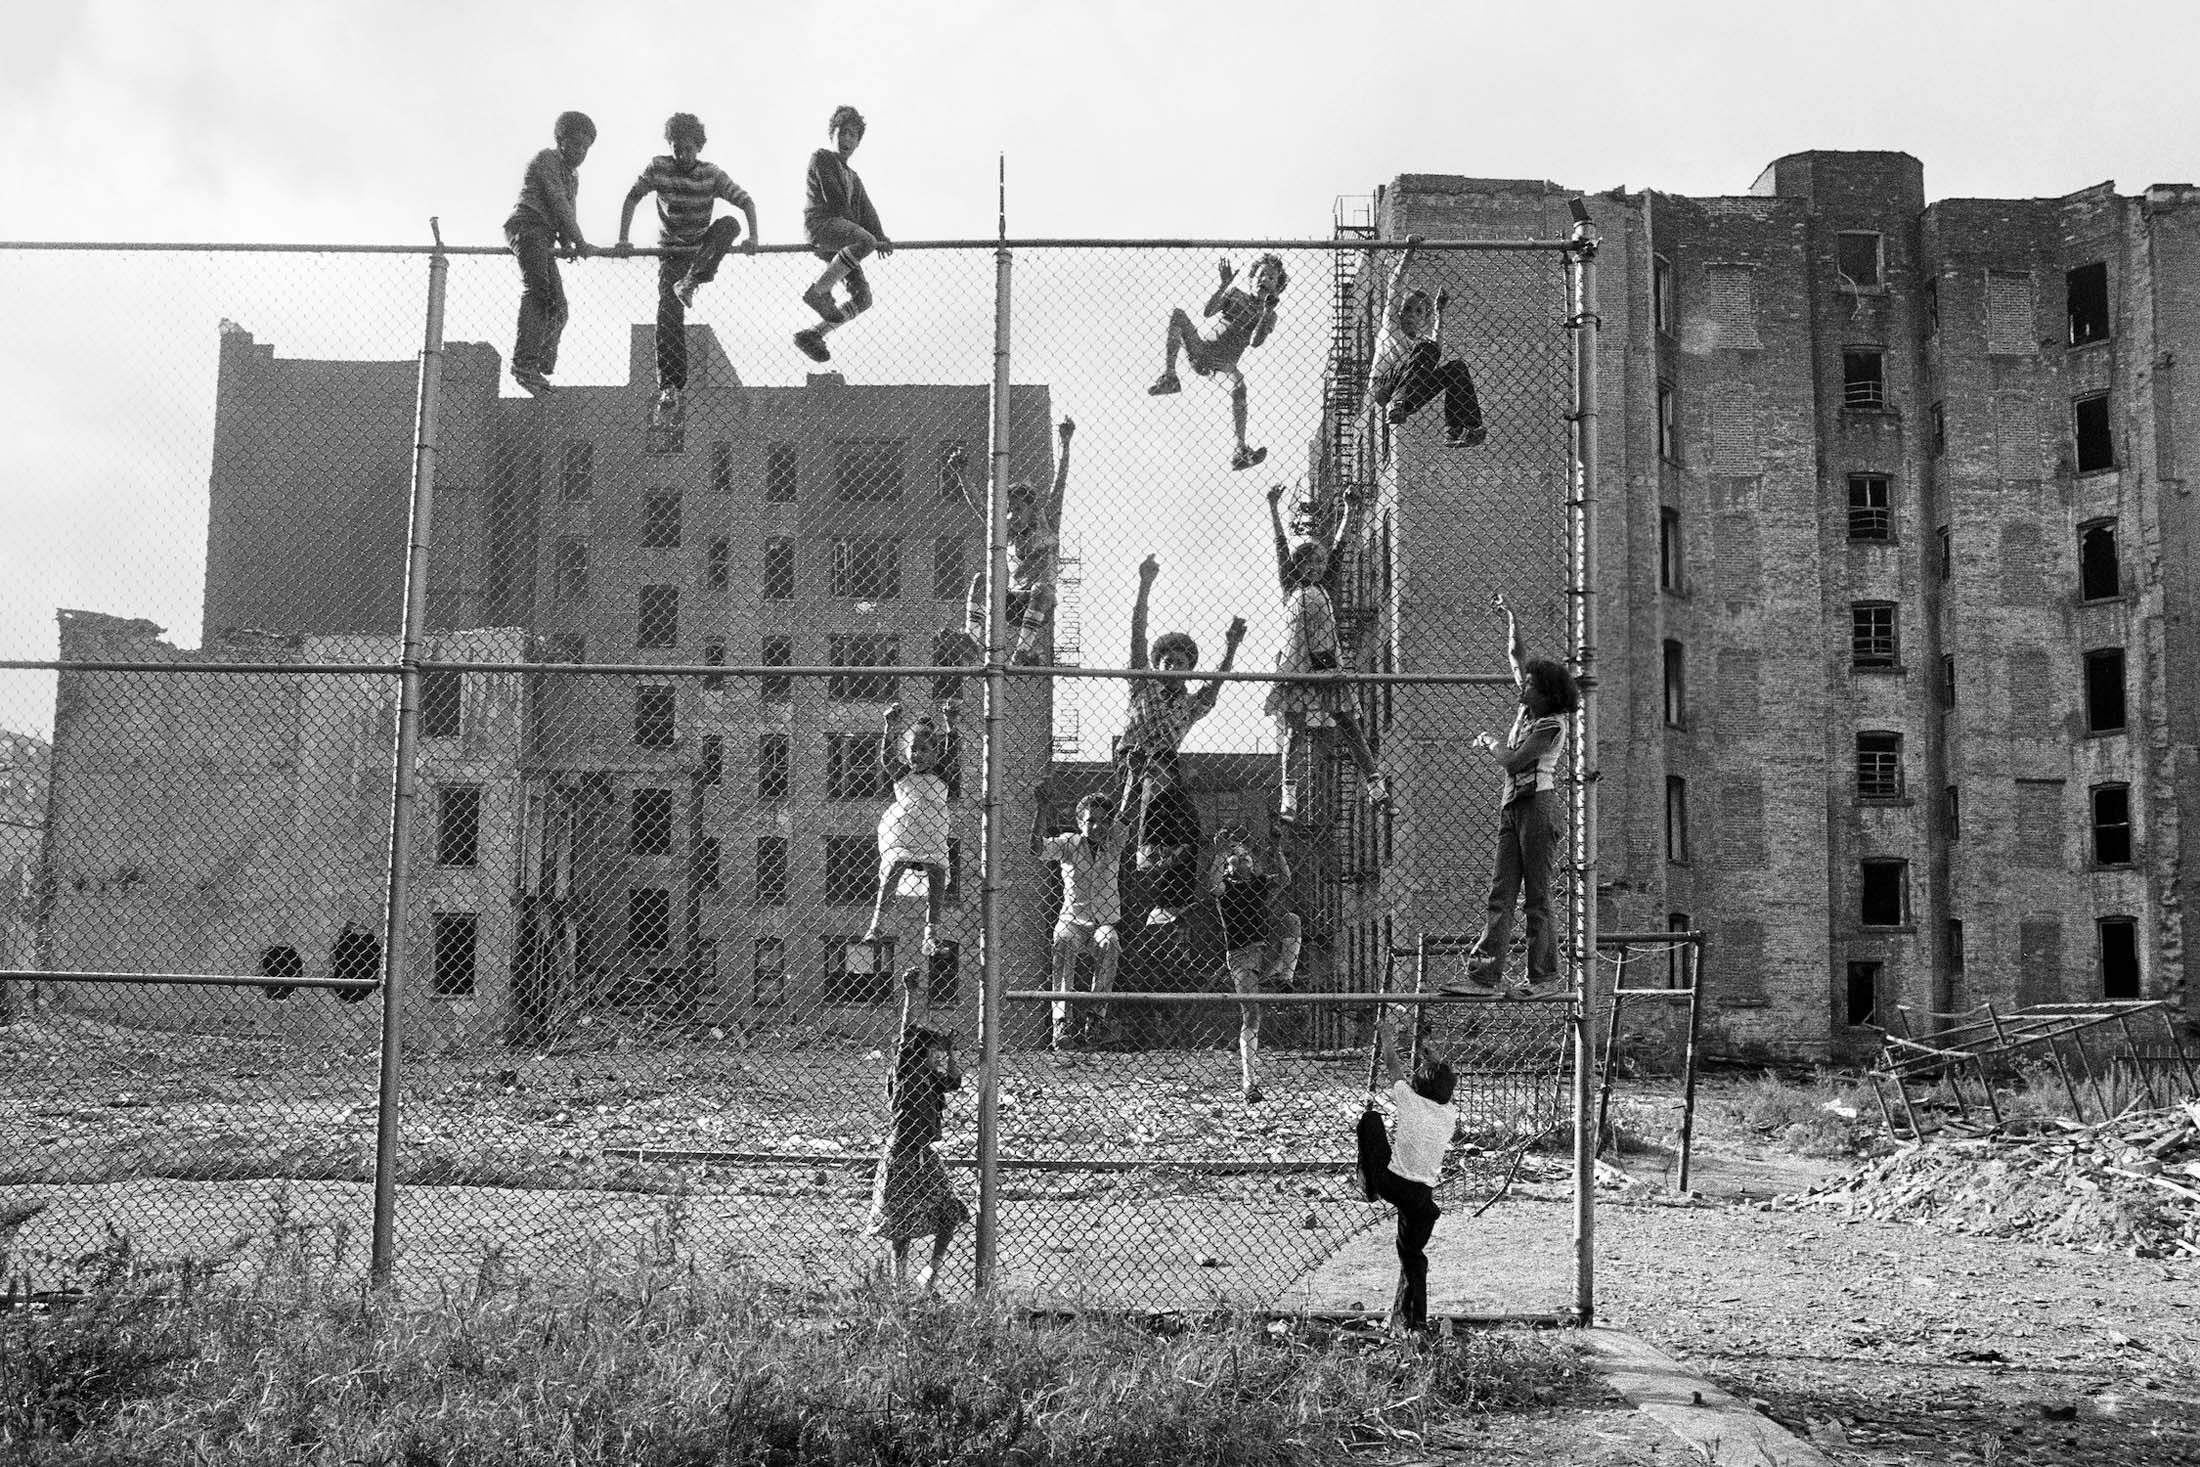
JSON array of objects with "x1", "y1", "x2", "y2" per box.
[
  {"x1": 1709, "y1": 1070, "x2": 1875, "y2": 1156},
  {"x1": 1, "y1": 1228, "x2": 1592, "y2": 1466}
]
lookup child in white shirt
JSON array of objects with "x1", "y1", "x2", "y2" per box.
[{"x1": 1355, "y1": 1018, "x2": 1458, "y2": 1332}]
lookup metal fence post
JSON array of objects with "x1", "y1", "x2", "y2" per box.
[
  {"x1": 1567, "y1": 211, "x2": 1602, "y2": 1326},
  {"x1": 974, "y1": 167, "x2": 1011, "y2": 1293},
  {"x1": 370, "y1": 221, "x2": 450, "y2": 1288}
]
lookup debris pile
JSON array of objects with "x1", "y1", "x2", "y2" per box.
[{"x1": 1776, "y1": 1101, "x2": 2200, "y2": 1259}]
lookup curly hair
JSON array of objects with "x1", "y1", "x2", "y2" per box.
[
  {"x1": 1074, "y1": 791, "x2": 1114, "y2": 820},
  {"x1": 1150, "y1": 631, "x2": 1199, "y2": 667},
  {"x1": 553, "y1": 111, "x2": 597, "y2": 144},
  {"x1": 1249, "y1": 252, "x2": 1289, "y2": 294},
  {"x1": 828, "y1": 104, "x2": 867, "y2": 138},
  {"x1": 1523, "y1": 658, "x2": 1582, "y2": 715},
  {"x1": 663, "y1": 112, "x2": 706, "y2": 147},
  {"x1": 1411, "y1": 1054, "x2": 1458, "y2": 1107}
]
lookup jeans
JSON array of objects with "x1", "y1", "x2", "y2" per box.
[
  {"x1": 1356, "y1": 1107, "x2": 1441, "y2": 1329},
  {"x1": 1467, "y1": 790, "x2": 1562, "y2": 985},
  {"x1": 506, "y1": 223, "x2": 566, "y2": 375},
  {"x1": 655, "y1": 217, "x2": 744, "y2": 391},
  {"x1": 1377, "y1": 340, "x2": 1484, "y2": 438},
  {"x1": 807, "y1": 217, "x2": 877, "y2": 311}
]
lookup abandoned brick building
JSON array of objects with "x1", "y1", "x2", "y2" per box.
[{"x1": 1326, "y1": 153, "x2": 2200, "y2": 1057}]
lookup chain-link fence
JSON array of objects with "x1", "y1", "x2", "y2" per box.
[{"x1": 1, "y1": 226, "x2": 1598, "y2": 1320}]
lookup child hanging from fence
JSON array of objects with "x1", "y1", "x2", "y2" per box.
[
  {"x1": 1209, "y1": 828, "x2": 1302, "y2": 1104},
  {"x1": 1355, "y1": 1010, "x2": 1458, "y2": 1333},
  {"x1": 1118, "y1": 554, "x2": 1248, "y2": 923},
  {"x1": 1147, "y1": 254, "x2": 1288, "y2": 471},
  {"x1": 1445, "y1": 591, "x2": 1580, "y2": 997},
  {"x1": 869, "y1": 965, "x2": 967, "y2": 1292},
  {"x1": 794, "y1": 105, "x2": 891, "y2": 365},
  {"x1": 865, "y1": 699, "x2": 960, "y2": 955},
  {"x1": 502, "y1": 111, "x2": 598, "y2": 397},
  {"x1": 939, "y1": 417, "x2": 1075, "y2": 670},
  {"x1": 1265, "y1": 483, "x2": 1386, "y2": 825},
  {"x1": 1032, "y1": 782, "x2": 1132, "y2": 1049},
  {"x1": 1367, "y1": 236, "x2": 1487, "y2": 448},
  {"x1": 614, "y1": 112, "x2": 759, "y2": 428}
]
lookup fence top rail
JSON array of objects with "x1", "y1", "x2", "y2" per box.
[
  {"x1": 1003, "y1": 989, "x2": 1575, "y2": 1005},
  {"x1": 0, "y1": 235, "x2": 1584, "y2": 257}
]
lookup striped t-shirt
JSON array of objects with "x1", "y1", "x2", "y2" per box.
[
  {"x1": 630, "y1": 156, "x2": 754, "y2": 249},
  {"x1": 1501, "y1": 714, "x2": 1568, "y2": 804}
]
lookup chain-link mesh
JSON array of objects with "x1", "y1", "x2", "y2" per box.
[{"x1": 1, "y1": 233, "x2": 1586, "y2": 1315}]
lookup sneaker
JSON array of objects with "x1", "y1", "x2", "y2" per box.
[
  {"x1": 1146, "y1": 372, "x2": 1182, "y2": 396},
  {"x1": 1436, "y1": 974, "x2": 1505, "y2": 998},
  {"x1": 1517, "y1": 977, "x2": 1570, "y2": 1000},
  {"x1": 1447, "y1": 426, "x2": 1488, "y2": 448},
  {"x1": 511, "y1": 367, "x2": 552, "y2": 397},
  {"x1": 1144, "y1": 906, "x2": 1180, "y2": 927},
  {"x1": 793, "y1": 328, "x2": 832, "y2": 363},
  {"x1": 802, "y1": 283, "x2": 847, "y2": 324},
  {"x1": 673, "y1": 273, "x2": 700, "y2": 309},
  {"x1": 1230, "y1": 445, "x2": 1268, "y2": 472},
  {"x1": 1243, "y1": 1084, "x2": 1265, "y2": 1105},
  {"x1": 1385, "y1": 402, "x2": 1411, "y2": 426},
  {"x1": 1363, "y1": 774, "x2": 1391, "y2": 809}
]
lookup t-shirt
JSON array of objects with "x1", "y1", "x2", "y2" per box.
[
  {"x1": 1201, "y1": 285, "x2": 1274, "y2": 363},
  {"x1": 1119, "y1": 679, "x2": 1217, "y2": 760},
  {"x1": 1213, "y1": 873, "x2": 1274, "y2": 950},
  {"x1": 630, "y1": 156, "x2": 754, "y2": 249},
  {"x1": 1042, "y1": 824, "x2": 1127, "y2": 926},
  {"x1": 1385, "y1": 1079, "x2": 1457, "y2": 1187},
  {"x1": 506, "y1": 148, "x2": 581, "y2": 242},
  {"x1": 1366, "y1": 315, "x2": 1424, "y2": 402},
  {"x1": 1500, "y1": 714, "x2": 1568, "y2": 805}
]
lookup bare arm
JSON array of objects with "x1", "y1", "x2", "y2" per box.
[
  {"x1": 941, "y1": 446, "x2": 980, "y2": 519},
  {"x1": 1045, "y1": 418, "x2": 1074, "y2": 533},
  {"x1": 1188, "y1": 616, "x2": 1249, "y2": 719},
  {"x1": 1029, "y1": 783, "x2": 1051, "y2": 858},
  {"x1": 1203, "y1": 258, "x2": 1235, "y2": 317},
  {"x1": 1385, "y1": 235, "x2": 1419, "y2": 310},
  {"x1": 879, "y1": 703, "x2": 903, "y2": 778},
  {"x1": 1271, "y1": 848, "x2": 1293, "y2": 888},
  {"x1": 1129, "y1": 555, "x2": 1158, "y2": 669},
  {"x1": 1494, "y1": 592, "x2": 1525, "y2": 689},
  {"x1": 1248, "y1": 298, "x2": 1278, "y2": 349},
  {"x1": 1266, "y1": 485, "x2": 1292, "y2": 591},
  {"x1": 615, "y1": 180, "x2": 648, "y2": 248},
  {"x1": 1328, "y1": 485, "x2": 1363, "y2": 566}
]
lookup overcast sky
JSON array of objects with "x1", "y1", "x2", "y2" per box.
[{"x1": 3, "y1": 0, "x2": 2195, "y2": 746}]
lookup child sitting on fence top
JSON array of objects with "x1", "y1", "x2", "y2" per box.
[
  {"x1": 794, "y1": 105, "x2": 892, "y2": 364},
  {"x1": 1148, "y1": 254, "x2": 1287, "y2": 471},
  {"x1": 614, "y1": 112, "x2": 759, "y2": 428},
  {"x1": 502, "y1": 111, "x2": 598, "y2": 397},
  {"x1": 939, "y1": 417, "x2": 1074, "y2": 670},
  {"x1": 1368, "y1": 236, "x2": 1487, "y2": 448}
]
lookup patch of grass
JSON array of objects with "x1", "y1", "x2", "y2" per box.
[
  {"x1": 0, "y1": 1228, "x2": 1593, "y2": 1466},
  {"x1": 1708, "y1": 1070, "x2": 1875, "y2": 1157}
]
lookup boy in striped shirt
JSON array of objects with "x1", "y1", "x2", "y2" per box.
[{"x1": 615, "y1": 113, "x2": 759, "y2": 426}]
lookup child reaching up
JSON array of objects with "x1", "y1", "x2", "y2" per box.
[
  {"x1": 615, "y1": 112, "x2": 759, "y2": 428},
  {"x1": 1356, "y1": 1015, "x2": 1458, "y2": 1332},
  {"x1": 869, "y1": 966, "x2": 967, "y2": 1292},
  {"x1": 866, "y1": 700, "x2": 960, "y2": 955},
  {"x1": 1367, "y1": 236, "x2": 1487, "y2": 447},
  {"x1": 941, "y1": 417, "x2": 1075, "y2": 669},
  {"x1": 1265, "y1": 483, "x2": 1386, "y2": 824},
  {"x1": 502, "y1": 111, "x2": 598, "y2": 397},
  {"x1": 794, "y1": 105, "x2": 891, "y2": 364},
  {"x1": 1449, "y1": 592, "x2": 1580, "y2": 996},
  {"x1": 1148, "y1": 254, "x2": 1288, "y2": 471},
  {"x1": 1209, "y1": 829, "x2": 1302, "y2": 1104}
]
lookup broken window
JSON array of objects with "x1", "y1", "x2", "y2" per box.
[
  {"x1": 435, "y1": 784, "x2": 481, "y2": 867},
  {"x1": 431, "y1": 912, "x2": 477, "y2": 997},
  {"x1": 627, "y1": 888, "x2": 671, "y2": 951},
  {"x1": 2098, "y1": 916, "x2": 2139, "y2": 1000},
  {"x1": 1847, "y1": 474, "x2": 1892, "y2": 540},
  {"x1": 1845, "y1": 961, "x2": 1880, "y2": 1025},
  {"x1": 636, "y1": 585, "x2": 680, "y2": 649},
  {"x1": 1842, "y1": 350, "x2": 1887, "y2": 409},
  {"x1": 1850, "y1": 603, "x2": 1898, "y2": 669},
  {"x1": 765, "y1": 442, "x2": 798, "y2": 502},
  {"x1": 2083, "y1": 648, "x2": 2126, "y2": 734},
  {"x1": 641, "y1": 492, "x2": 682, "y2": 549},
  {"x1": 1856, "y1": 732, "x2": 1902, "y2": 801},
  {"x1": 1836, "y1": 232, "x2": 1882, "y2": 289},
  {"x1": 758, "y1": 733, "x2": 791, "y2": 801},
  {"x1": 763, "y1": 538, "x2": 796, "y2": 600},
  {"x1": 1859, "y1": 859, "x2": 1908, "y2": 927},
  {"x1": 2079, "y1": 520, "x2": 2119, "y2": 601},
  {"x1": 2074, "y1": 395, "x2": 2115, "y2": 473},
  {"x1": 2066, "y1": 262, "x2": 2110, "y2": 347},
  {"x1": 754, "y1": 838, "x2": 788, "y2": 907},
  {"x1": 831, "y1": 537, "x2": 901, "y2": 599},
  {"x1": 630, "y1": 787, "x2": 674, "y2": 856},
  {"x1": 2091, "y1": 783, "x2": 2132, "y2": 865}
]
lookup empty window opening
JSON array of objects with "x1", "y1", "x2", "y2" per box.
[
  {"x1": 636, "y1": 585, "x2": 680, "y2": 648},
  {"x1": 761, "y1": 637, "x2": 793, "y2": 704},
  {"x1": 436, "y1": 785, "x2": 481, "y2": 867},
  {"x1": 561, "y1": 440, "x2": 594, "y2": 500},
  {"x1": 1847, "y1": 474, "x2": 1892, "y2": 540},
  {"x1": 707, "y1": 537, "x2": 731, "y2": 590},
  {"x1": 758, "y1": 733, "x2": 791, "y2": 801},
  {"x1": 1664, "y1": 777, "x2": 1688, "y2": 864},
  {"x1": 330, "y1": 926, "x2": 380, "y2": 1005},
  {"x1": 2074, "y1": 395, "x2": 2115, "y2": 473},
  {"x1": 1856, "y1": 732, "x2": 1903, "y2": 801},
  {"x1": 627, "y1": 888, "x2": 671, "y2": 952},
  {"x1": 1846, "y1": 961, "x2": 1881, "y2": 1025},
  {"x1": 1842, "y1": 350, "x2": 1887, "y2": 409},
  {"x1": 1836, "y1": 233, "x2": 1883, "y2": 288},
  {"x1": 1948, "y1": 919, "x2": 1965, "y2": 975},
  {"x1": 694, "y1": 836, "x2": 722, "y2": 892},
  {"x1": 259, "y1": 945, "x2": 303, "y2": 1003},
  {"x1": 641, "y1": 492, "x2": 682, "y2": 549},
  {"x1": 831, "y1": 538, "x2": 901, "y2": 599},
  {"x1": 753, "y1": 936, "x2": 787, "y2": 1007},
  {"x1": 702, "y1": 638, "x2": 726, "y2": 692},
  {"x1": 633, "y1": 684, "x2": 676, "y2": 748},
  {"x1": 431, "y1": 912, "x2": 478, "y2": 997},
  {"x1": 835, "y1": 439, "x2": 905, "y2": 502},
  {"x1": 2098, "y1": 916, "x2": 2140, "y2": 1000},
  {"x1": 765, "y1": 442, "x2": 797, "y2": 502},
  {"x1": 420, "y1": 670, "x2": 463, "y2": 739},
  {"x1": 554, "y1": 538, "x2": 589, "y2": 601},
  {"x1": 763, "y1": 538, "x2": 796, "y2": 600},
  {"x1": 2066, "y1": 262, "x2": 2110, "y2": 346},
  {"x1": 630, "y1": 787, "x2": 675, "y2": 856},
  {"x1": 754, "y1": 837, "x2": 789, "y2": 907},
  {"x1": 1860, "y1": 859, "x2": 1908, "y2": 927},
  {"x1": 2083, "y1": 648, "x2": 2126, "y2": 733},
  {"x1": 2091, "y1": 783, "x2": 2132, "y2": 865},
  {"x1": 1659, "y1": 508, "x2": 1682, "y2": 592},
  {"x1": 1850, "y1": 603, "x2": 1898, "y2": 668},
  {"x1": 709, "y1": 441, "x2": 735, "y2": 493},
  {"x1": 699, "y1": 734, "x2": 723, "y2": 786},
  {"x1": 824, "y1": 835, "x2": 875, "y2": 905},
  {"x1": 2079, "y1": 520, "x2": 2119, "y2": 601},
  {"x1": 829, "y1": 633, "x2": 900, "y2": 702},
  {"x1": 1662, "y1": 640, "x2": 1686, "y2": 727}
]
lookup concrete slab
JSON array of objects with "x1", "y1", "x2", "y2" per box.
[{"x1": 1583, "y1": 1327, "x2": 1836, "y2": 1467}]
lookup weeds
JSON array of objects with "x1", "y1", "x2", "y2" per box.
[
  {"x1": 1710, "y1": 1070, "x2": 1874, "y2": 1157},
  {"x1": 0, "y1": 1228, "x2": 1591, "y2": 1466}
]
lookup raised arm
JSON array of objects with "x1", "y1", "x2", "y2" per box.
[
  {"x1": 1029, "y1": 781, "x2": 1051, "y2": 858},
  {"x1": 1044, "y1": 418, "x2": 1074, "y2": 533},
  {"x1": 1203, "y1": 257, "x2": 1236, "y2": 317},
  {"x1": 1129, "y1": 554, "x2": 1159, "y2": 669},
  {"x1": 1384, "y1": 235, "x2": 1421, "y2": 311},
  {"x1": 879, "y1": 702, "x2": 905, "y2": 778},
  {"x1": 896, "y1": 962, "x2": 930, "y2": 1047},
  {"x1": 1266, "y1": 485, "x2": 1293, "y2": 590},
  {"x1": 941, "y1": 445, "x2": 981, "y2": 519},
  {"x1": 1328, "y1": 484, "x2": 1364, "y2": 567},
  {"x1": 1189, "y1": 616, "x2": 1249, "y2": 719},
  {"x1": 1495, "y1": 591, "x2": 1526, "y2": 689}
]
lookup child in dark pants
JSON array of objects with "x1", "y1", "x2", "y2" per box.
[
  {"x1": 794, "y1": 105, "x2": 891, "y2": 364},
  {"x1": 503, "y1": 111, "x2": 597, "y2": 397},
  {"x1": 1367, "y1": 236, "x2": 1486, "y2": 447},
  {"x1": 1355, "y1": 1021, "x2": 1458, "y2": 1332}
]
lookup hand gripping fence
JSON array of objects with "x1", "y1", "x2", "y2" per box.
[{"x1": 0, "y1": 216, "x2": 1602, "y2": 1323}]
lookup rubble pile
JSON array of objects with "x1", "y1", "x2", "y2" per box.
[{"x1": 1776, "y1": 1101, "x2": 2200, "y2": 1259}]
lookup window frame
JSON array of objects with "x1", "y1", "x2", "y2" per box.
[
  {"x1": 1835, "y1": 231, "x2": 1884, "y2": 290},
  {"x1": 1846, "y1": 473, "x2": 1892, "y2": 541},
  {"x1": 828, "y1": 632, "x2": 901, "y2": 703},
  {"x1": 757, "y1": 732, "x2": 791, "y2": 802},
  {"x1": 2083, "y1": 647, "x2": 2127, "y2": 734},
  {"x1": 1840, "y1": 348, "x2": 1888, "y2": 410},
  {"x1": 1656, "y1": 381, "x2": 1678, "y2": 462},
  {"x1": 1664, "y1": 776, "x2": 1688, "y2": 865},
  {"x1": 1652, "y1": 254, "x2": 1675, "y2": 336},
  {"x1": 1661, "y1": 639, "x2": 1686, "y2": 728},
  {"x1": 2078, "y1": 519, "x2": 2120, "y2": 602},
  {"x1": 1859, "y1": 858, "x2": 1909, "y2": 928},
  {"x1": 1658, "y1": 507, "x2": 1683, "y2": 594},
  {"x1": 636, "y1": 585, "x2": 680, "y2": 649},
  {"x1": 2066, "y1": 261, "x2": 2111, "y2": 347},
  {"x1": 2089, "y1": 782, "x2": 2133, "y2": 867},
  {"x1": 430, "y1": 912, "x2": 479, "y2": 997},
  {"x1": 1855, "y1": 731, "x2": 1903, "y2": 802},
  {"x1": 420, "y1": 670, "x2": 463, "y2": 739},
  {"x1": 830, "y1": 536, "x2": 902, "y2": 600},
  {"x1": 1850, "y1": 601, "x2": 1899, "y2": 670},
  {"x1": 630, "y1": 786, "x2": 676, "y2": 857},
  {"x1": 2073, "y1": 393, "x2": 2116, "y2": 474},
  {"x1": 434, "y1": 783, "x2": 482, "y2": 867}
]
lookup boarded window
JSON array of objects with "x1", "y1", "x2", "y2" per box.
[
  {"x1": 2091, "y1": 783, "x2": 2132, "y2": 865},
  {"x1": 2083, "y1": 648, "x2": 2126, "y2": 733},
  {"x1": 1716, "y1": 649, "x2": 1763, "y2": 740},
  {"x1": 2098, "y1": 916, "x2": 2139, "y2": 999},
  {"x1": 2014, "y1": 779, "x2": 2065, "y2": 867},
  {"x1": 834, "y1": 439, "x2": 905, "y2": 501},
  {"x1": 627, "y1": 888, "x2": 671, "y2": 952},
  {"x1": 1994, "y1": 394, "x2": 2041, "y2": 480},
  {"x1": 1722, "y1": 920, "x2": 1766, "y2": 1000},
  {"x1": 2017, "y1": 920, "x2": 2063, "y2": 1008},
  {"x1": 2067, "y1": 262, "x2": 2110, "y2": 346},
  {"x1": 1718, "y1": 782, "x2": 1766, "y2": 866},
  {"x1": 1709, "y1": 384, "x2": 1761, "y2": 470},
  {"x1": 1714, "y1": 513, "x2": 1761, "y2": 603},
  {"x1": 1999, "y1": 521, "x2": 2045, "y2": 605},
  {"x1": 1984, "y1": 270, "x2": 2037, "y2": 354},
  {"x1": 2007, "y1": 648, "x2": 2050, "y2": 730},
  {"x1": 431, "y1": 913, "x2": 478, "y2": 997},
  {"x1": 1706, "y1": 265, "x2": 1761, "y2": 349},
  {"x1": 765, "y1": 442, "x2": 798, "y2": 502}
]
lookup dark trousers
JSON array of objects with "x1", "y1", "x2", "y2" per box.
[
  {"x1": 506, "y1": 224, "x2": 567, "y2": 375},
  {"x1": 1468, "y1": 790, "x2": 1561, "y2": 985},
  {"x1": 1355, "y1": 1107, "x2": 1441, "y2": 1330},
  {"x1": 655, "y1": 217, "x2": 745, "y2": 391},
  {"x1": 1379, "y1": 340, "x2": 1483, "y2": 438}
]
